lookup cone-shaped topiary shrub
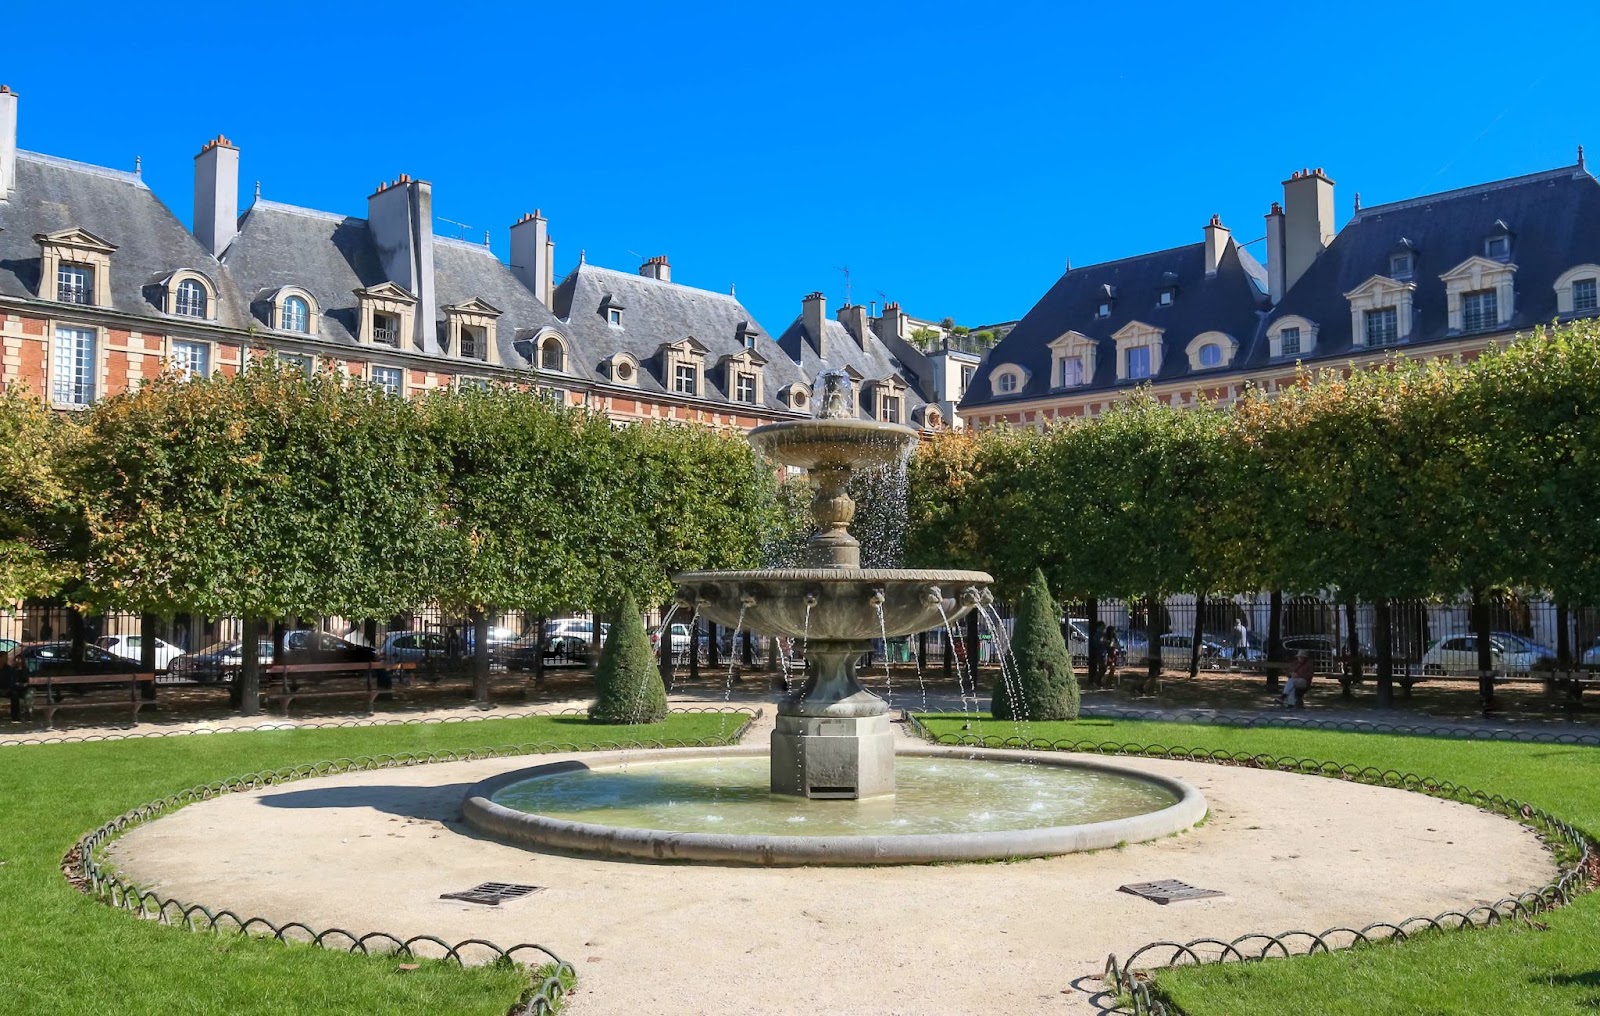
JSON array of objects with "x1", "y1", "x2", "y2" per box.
[
  {"x1": 589, "y1": 591, "x2": 668, "y2": 724},
  {"x1": 992, "y1": 568, "x2": 1080, "y2": 721}
]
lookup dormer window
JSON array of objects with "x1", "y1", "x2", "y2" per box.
[
  {"x1": 674, "y1": 363, "x2": 698, "y2": 395},
  {"x1": 1391, "y1": 253, "x2": 1413, "y2": 279},
  {"x1": 373, "y1": 313, "x2": 401, "y2": 347},
  {"x1": 1280, "y1": 326, "x2": 1301, "y2": 356},
  {"x1": 998, "y1": 373, "x2": 1018, "y2": 393},
  {"x1": 660, "y1": 336, "x2": 708, "y2": 398},
  {"x1": 175, "y1": 279, "x2": 206, "y2": 318},
  {"x1": 1485, "y1": 234, "x2": 1511, "y2": 261},
  {"x1": 1157, "y1": 289, "x2": 1174, "y2": 307},
  {"x1": 460, "y1": 326, "x2": 487, "y2": 360},
  {"x1": 608, "y1": 308, "x2": 622, "y2": 326},
  {"x1": 1112, "y1": 320, "x2": 1164, "y2": 381},
  {"x1": 1364, "y1": 307, "x2": 1399, "y2": 346},
  {"x1": 442, "y1": 298, "x2": 502, "y2": 365},
  {"x1": 1575, "y1": 278, "x2": 1598, "y2": 313},
  {"x1": 282, "y1": 295, "x2": 310, "y2": 333},
  {"x1": 1198, "y1": 343, "x2": 1221, "y2": 367},
  {"x1": 1057, "y1": 356, "x2": 1084, "y2": 386},
  {"x1": 58, "y1": 264, "x2": 94, "y2": 305},
  {"x1": 988, "y1": 364, "x2": 1029, "y2": 396},
  {"x1": 735, "y1": 372, "x2": 757, "y2": 404},
  {"x1": 603, "y1": 351, "x2": 639, "y2": 385},
  {"x1": 540, "y1": 336, "x2": 566, "y2": 372},
  {"x1": 1096, "y1": 302, "x2": 1111, "y2": 319},
  {"x1": 880, "y1": 391, "x2": 902, "y2": 424},
  {"x1": 1462, "y1": 289, "x2": 1498, "y2": 332}
]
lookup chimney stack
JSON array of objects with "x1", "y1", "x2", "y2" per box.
[
  {"x1": 873, "y1": 301, "x2": 907, "y2": 344},
  {"x1": 837, "y1": 303, "x2": 870, "y2": 348},
  {"x1": 510, "y1": 210, "x2": 553, "y2": 309},
  {"x1": 1203, "y1": 214, "x2": 1231, "y2": 277},
  {"x1": 0, "y1": 86, "x2": 17, "y2": 202},
  {"x1": 1264, "y1": 202, "x2": 1286, "y2": 304},
  {"x1": 368, "y1": 175, "x2": 439, "y2": 353},
  {"x1": 193, "y1": 134, "x2": 239, "y2": 257},
  {"x1": 802, "y1": 291, "x2": 828, "y2": 358},
  {"x1": 639, "y1": 255, "x2": 671, "y2": 282},
  {"x1": 1281, "y1": 167, "x2": 1335, "y2": 295}
]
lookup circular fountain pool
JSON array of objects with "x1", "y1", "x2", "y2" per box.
[{"x1": 463, "y1": 747, "x2": 1206, "y2": 866}]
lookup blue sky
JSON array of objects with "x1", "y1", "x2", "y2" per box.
[{"x1": 5, "y1": 0, "x2": 1592, "y2": 333}]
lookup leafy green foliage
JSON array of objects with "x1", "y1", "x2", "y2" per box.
[
  {"x1": 0, "y1": 387, "x2": 84, "y2": 602},
  {"x1": 589, "y1": 591, "x2": 667, "y2": 723},
  {"x1": 991, "y1": 568, "x2": 1079, "y2": 720}
]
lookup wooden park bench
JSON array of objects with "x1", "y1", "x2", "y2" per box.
[
  {"x1": 260, "y1": 660, "x2": 408, "y2": 715},
  {"x1": 24, "y1": 671, "x2": 156, "y2": 729}
]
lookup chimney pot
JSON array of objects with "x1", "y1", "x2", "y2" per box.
[{"x1": 510, "y1": 206, "x2": 554, "y2": 308}]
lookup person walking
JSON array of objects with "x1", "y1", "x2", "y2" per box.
[{"x1": 1232, "y1": 618, "x2": 1251, "y2": 668}]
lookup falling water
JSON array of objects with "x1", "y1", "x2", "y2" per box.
[
  {"x1": 778, "y1": 637, "x2": 794, "y2": 694},
  {"x1": 718, "y1": 605, "x2": 747, "y2": 744},
  {"x1": 937, "y1": 602, "x2": 979, "y2": 739},
  {"x1": 619, "y1": 602, "x2": 680, "y2": 774},
  {"x1": 849, "y1": 449, "x2": 913, "y2": 569},
  {"x1": 876, "y1": 601, "x2": 895, "y2": 714},
  {"x1": 977, "y1": 603, "x2": 1030, "y2": 750},
  {"x1": 911, "y1": 631, "x2": 930, "y2": 716},
  {"x1": 793, "y1": 603, "x2": 813, "y2": 793}
]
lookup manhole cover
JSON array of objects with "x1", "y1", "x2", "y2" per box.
[
  {"x1": 439, "y1": 882, "x2": 543, "y2": 906},
  {"x1": 1117, "y1": 879, "x2": 1224, "y2": 905}
]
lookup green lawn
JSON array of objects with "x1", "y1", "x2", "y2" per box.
[
  {"x1": 1, "y1": 712, "x2": 742, "y2": 1016},
  {"x1": 918, "y1": 714, "x2": 1600, "y2": 1015}
]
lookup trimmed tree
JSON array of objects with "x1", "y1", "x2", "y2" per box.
[
  {"x1": 589, "y1": 591, "x2": 667, "y2": 724},
  {"x1": 992, "y1": 569, "x2": 1079, "y2": 721}
]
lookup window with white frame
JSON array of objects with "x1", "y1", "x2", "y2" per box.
[
  {"x1": 1096, "y1": 302, "x2": 1111, "y2": 319},
  {"x1": 52, "y1": 326, "x2": 96, "y2": 406},
  {"x1": 373, "y1": 313, "x2": 401, "y2": 348},
  {"x1": 997, "y1": 372, "x2": 1019, "y2": 394},
  {"x1": 1158, "y1": 289, "x2": 1174, "y2": 307},
  {"x1": 1364, "y1": 307, "x2": 1399, "y2": 346},
  {"x1": 607, "y1": 307, "x2": 622, "y2": 326},
  {"x1": 278, "y1": 352, "x2": 314, "y2": 376},
  {"x1": 170, "y1": 340, "x2": 209, "y2": 379},
  {"x1": 175, "y1": 279, "x2": 207, "y2": 318},
  {"x1": 371, "y1": 365, "x2": 403, "y2": 397},
  {"x1": 540, "y1": 337, "x2": 565, "y2": 371},
  {"x1": 58, "y1": 263, "x2": 94, "y2": 305},
  {"x1": 1574, "y1": 278, "x2": 1598, "y2": 313},
  {"x1": 282, "y1": 295, "x2": 310, "y2": 333},
  {"x1": 460, "y1": 326, "x2": 486, "y2": 360},
  {"x1": 734, "y1": 372, "x2": 757, "y2": 404},
  {"x1": 673, "y1": 362, "x2": 698, "y2": 395},
  {"x1": 1056, "y1": 355, "x2": 1084, "y2": 387},
  {"x1": 1462, "y1": 289, "x2": 1498, "y2": 332},
  {"x1": 1198, "y1": 343, "x2": 1222, "y2": 367},
  {"x1": 1280, "y1": 326, "x2": 1301, "y2": 356},
  {"x1": 960, "y1": 364, "x2": 974, "y2": 396},
  {"x1": 1125, "y1": 345, "x2": 1152, "y2": 379},
  {"x1": 880, "y1": 392, "x2": 902, "y2": 424},
  {"x1": 1485, "y1": 235, "x2": 1511, "y2": 261}
]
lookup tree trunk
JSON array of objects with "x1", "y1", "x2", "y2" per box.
[
  {"x1": 533, "y1": 615, "x2": 548, "y2": 687},
  {"x1": 917, "y1": 630, "x2": 928, "y2": 672},
  {"x1": 363, "y1": 618, "x2": 378, "y2": 647},
  {"x1": 68, "y1": 608, "x2": 86, "y2": 665},
  {"x1": 1375, "y1": 598, "x2": 1394, "y2": 707},
  {"x1": 742, "y1": 628, "x2": 754, "y2": 668},
  {"x1": 1145, "y1": 593, "x2": 1162, "y2": 687},
  {"x1": 1188, "y1": 593, "x2": 1205, "y2": 679},
  {"x1": 471, "y1": 607, "x2": 491, "y2": 706},
  {"x1": 659, "y1": 606, "x2": 675, "y2": 691},
  {"x1": 1556, "y1": 604, "x2": 1572, "y2": 668},
  {"x1": 764, "y1": 630, "x2": 779, "y2": 673},
  {"x1": 688, "y1": 617, "x2": 702, "y2": 682},
  {"x1": 1472, "y1": 591, "x2": 1496, "y2": 711},
  {"x1": 942, "y1": 629, "x2": 953, "y2": 682},
  {"x1": 1345, "y1": 600, "x2": 1362, "y2": 695},
  {"x1": 1086, "y1": 597, "x2": 1100, "y2": 688},
  {"x1": 236, "y1": 615, "x2": 262, "y2": 715},
  {"x1": 1266, "y1": 590, "x2": 1283, "y2": 692},
  {"x1": 139, "y1": 613, "x2": 159, "y2": 700},
  {"x1": 966, "y1": 609, "x2": 982, "y2": 686},
  {"x1": 707, "y1": 621, "x2": 720, "y2": 669}
]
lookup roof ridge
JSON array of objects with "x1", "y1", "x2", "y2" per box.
[
  {"x1": 434, "y1": 234, "x2": 498, "y2": 255},
  {"x1": 17, "y1": 150, "x2": 149, "y2": 189},
  {"x1": 1352, "y1": 165, "x2": 1588, "y2": 221},
  {"x1": 579, "y1": 262, "x2": 744, "y2": 303},
  {"x1": 251, "y1": 198, "x2": 362, "y2": 225},
  {"x1": 1064, "y1": 240, "x2": 1203, "y2": 274}
]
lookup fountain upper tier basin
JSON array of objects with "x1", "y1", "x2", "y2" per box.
[
  {"x1": 673, "y1": 568, "x2": 994, "y2": 640},
  {"x1": 747, "y1": 418, "x2": 919, "y2": 471}
]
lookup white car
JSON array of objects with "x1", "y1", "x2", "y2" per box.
[
  {"x1": 95, "y1": 634, "x2": 184, "y2": 671},
  {"x1": 1420, "y1": 635, "x2": 1540, "y2": 676}
]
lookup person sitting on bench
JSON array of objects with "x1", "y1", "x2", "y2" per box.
[{"x1": 1283, "y1": 649, "x2": 1314, "y2": 708}]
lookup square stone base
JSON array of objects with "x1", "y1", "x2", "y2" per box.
[{"x1": 770, "y1": 713, "x2": 896, "y2": 799}]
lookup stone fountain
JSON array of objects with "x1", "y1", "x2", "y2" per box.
[{"x1": 672, "y1": 370, "x2": 994, "y2": 800}]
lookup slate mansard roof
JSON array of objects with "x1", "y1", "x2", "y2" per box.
[
  {"x1": 552, "y1": 263, "x2": 807, "y2": 409},
  {"x1": 776, "y1": 315, "x2": 933, "y2": 414},
  {"x1": 0, "y1": 152, "x2": 251, "y2": 327},
  {"x1": 1249, "y1": 164, "x2": 1600, "y2": 367},
  {"x1": 960, "y1": 238, "x2": 1269, "y2": 410},
  {"x1": 224, "y1": 199, "x2": 574, "y2": 372}
]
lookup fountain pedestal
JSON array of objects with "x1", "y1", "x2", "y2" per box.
[{"x1": 771, "y1": 640, "x2": 895, "y2": 799}]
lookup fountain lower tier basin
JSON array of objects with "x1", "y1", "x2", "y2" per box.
[
  {"x1": 462, "y1": 747, "x2": 1206, "y2": 866},
  {"x1": 671, "y1": 568, "x2": 995, "y2": 640}
]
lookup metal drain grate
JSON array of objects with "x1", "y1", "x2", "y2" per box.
[
  {"x1": 1117, "y1": 879, "x2": 1225, "y2": 905},
  {"x1": 439, "y1": 882, "x2": 543, "y2": 906}
]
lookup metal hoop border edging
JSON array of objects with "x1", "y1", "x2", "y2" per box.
[
  {"x1": 1079, "y1": 704, "x2": 1600, "y2": 747},
  {"x1": 901, "y1": 713, "x2": 1596, "y2": 1016},
  {"x1": 64, "y1": 709, "x2": 759, "y2": 1016}
]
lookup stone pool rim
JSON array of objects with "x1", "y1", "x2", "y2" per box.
[{"x1": 460, "y1": 745, "x2": 1207, "y2": 866}]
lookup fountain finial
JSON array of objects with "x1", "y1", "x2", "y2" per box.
[{"x1": 816, "y1": 368, "x2": 854, "y2": 420}]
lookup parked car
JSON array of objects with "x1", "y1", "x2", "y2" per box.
[
  {"x1": 376, "y1": 630, "x2": 447, "y2": 664},
  {"x1": 462, "y1": 625, "x2": 518, "y2": 661},
  {"x1": 168, "y1": 639, "x2": 276, "y2": 683},
  {"x1": 95, "y1": 634, "x2": 185, "y2": 671},
  {"x1": 1420, "y1": 634, "x2": 1541, "y2": 676},
  {"x1": 0, "y1": 637, "x2": 17, "y2": 656},
  {"x1": 504, "y1": 626, "x2": 608, "y2": 670},
  {"x1": 2, "y1": 642, "x2": 143, "y2": 701},
  {"x1": 648, "y1": 622, "x2": 732, "y2": 660},
  {"x1": 1158, "y1": 632, "x2": 1229, "y2": 665}
]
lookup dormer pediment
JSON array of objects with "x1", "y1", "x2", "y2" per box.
[
  {"x1": 354, "y1": 280, "x2": 418, "y2": 303},
  {"x1": 1048, "y1": 330, "x2": 1096, "y2": 352},
  {"x1": 1344, "y1": 274, "x2": 1416, "y2": 299},
  {"x1": 1111, "y1": 319, "x2": 1163, "y2": 343},
  {"x1": 444, "y1": 297, "x2": 503, "y2": 317},
  {"x1": 1440, "y1": 255, "x2": 1517, "y2": 282},
  {"x1": 660, "y1": 335, "x2": 710, "y2": 356},
  {"x1": 34, "y1": 227, "x2": 117, "y2": 253},
  {"x1": 718, "y1": 347, "x2": 767, "y2": 368}
]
